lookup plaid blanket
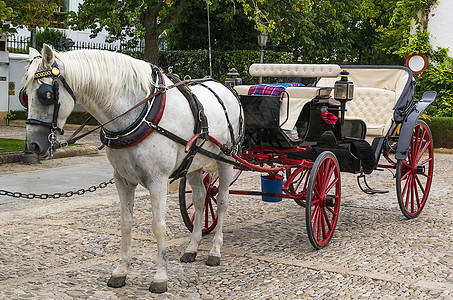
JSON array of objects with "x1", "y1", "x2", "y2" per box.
[{"x1": 248, "y1": 83, "x2": 304, "y2": 104}]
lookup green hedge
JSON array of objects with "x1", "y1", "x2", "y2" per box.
[
  {"x1": 158, "y1": 50, "x2": 292, "y2": 84},
  {"x1": 425, "y1": 117, "x2": 453, "y2": 149}
]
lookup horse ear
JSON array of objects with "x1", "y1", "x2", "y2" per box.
[
  {"x1": 42, "y1": 44, "x2": 55, "y2": 68},
  {"x1": 29, "y1": 47, "x2": 41, "y2": 60}
]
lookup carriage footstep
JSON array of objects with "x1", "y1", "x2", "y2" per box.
[
  {"x1": 107, "y1": 275, "x2": 126, "y2": 288},
  {"x1": 206, "y1": 255, "x2": 221, "y2": 266},
  {"x1": 357, "y1": 174, "x2": 388, "y2": 194},
  {"x1": 149, "y1": 281, "x2": 168, "y2": 293},
  {"x1": 180, "y1": 252, "x2": 197, "y2": 263}
]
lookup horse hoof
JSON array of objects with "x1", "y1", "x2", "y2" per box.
[
  {"x1": 149, "y1": 281, "x2": 168, "y2": 293},
  {"x1": 180, "y1": 252, "x2": 197, "y2": 263},
  {"x1": 107, "y1": 275, "x2": 126, "y2": 288},
  {"x1": 206, "y1": 255, "x2": 221, "y2": 266}
]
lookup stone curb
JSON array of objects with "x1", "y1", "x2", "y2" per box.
[{"x1": 0, "y1": 145, "x2": 99, "y2": 164}]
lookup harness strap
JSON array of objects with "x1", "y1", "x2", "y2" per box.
[
  {"x1": 197, "y1": 82, "x2": 239, "y2": 151},
  {"x1": 167, "y1": 73, "x2": 209, "y2": 139}
]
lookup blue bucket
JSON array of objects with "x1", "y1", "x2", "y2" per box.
[{"x1": 261, "y1": 175, "x2": 284, "y2": 202}]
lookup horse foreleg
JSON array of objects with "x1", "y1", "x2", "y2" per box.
[
  {"x1": 180, "y1": 169, "x2": 205, "y2": 263},
  {"x1": 206, "y1": 163, "x2": 233, "y2": 266},
  {"x1": 148, "y1": 177, "x2": 169, "y2": 293},
  {"x1": 108, "y1": 171, "x2": 137, "y2": 288}
]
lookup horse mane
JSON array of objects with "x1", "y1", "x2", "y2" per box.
[{"x1": 24, "y1": 50, "x2": 154, "y2": 110}]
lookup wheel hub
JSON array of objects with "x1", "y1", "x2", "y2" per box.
[
  {"x1": 322, "y1": 194, "x2": 336, "y2": 207},
  {"x1": 416, "y1": 165, "x2": 425, "y2": 175}
]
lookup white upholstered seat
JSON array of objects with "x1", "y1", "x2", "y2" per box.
[{"x1": 317, "y1": 68, "x2": 410, "y2": 143}]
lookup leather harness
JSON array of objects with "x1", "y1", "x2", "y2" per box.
[
  {"x1": 99, "y1": 65, "x2": 166, "y2": 149},
  {"x1": 28, "y1": 61, "x2": 244, "y2": 176}
]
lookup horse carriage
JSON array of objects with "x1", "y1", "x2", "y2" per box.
[
  {"x1": 180, "y1": 63, "x2": 436, "y2": 249},
  {"x1": 22, "y1": 45, "x2": 436, "y2": 292}
]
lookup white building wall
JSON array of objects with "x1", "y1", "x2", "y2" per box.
[
  {"x1": 8, "y1": 53, "x2": 30, "y2": 112},
  {"x1": 428, "y1": 1, "x2": 453, "y2": 55}
]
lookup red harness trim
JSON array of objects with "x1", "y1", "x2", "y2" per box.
[{"x1": 123, "y1": 86, "x2": 167, "y2": 149}]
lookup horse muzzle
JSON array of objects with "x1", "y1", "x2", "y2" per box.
[{"x1": 26, "y1": 127, "x2": 52, "y2": 158}]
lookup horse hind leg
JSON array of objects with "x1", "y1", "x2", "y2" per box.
[
  {"x1": 206, "y1": 162, "x2": 233, "y2": 266},
  {"x1": 108, "y1": 171, "x2": 137, "y2": 288},
  {"x1": 180, "y1": 169, "x2": 205, "y2": 263}
]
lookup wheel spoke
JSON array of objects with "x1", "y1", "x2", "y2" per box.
[
  {"x1": 325, "y1": 177, "x2": 339, "y2": 194},
  {"x1": 402, "y1": 174, "x2": 410, "y2": 199},
  {"x1": 414, "y1": 173, "x2": 427, "y2": 196},
  {"x1": 410, "y1": 176, "x2": 415, "y2": 213},
  {"x1": 405, "y1": 176, "x2": 413, "y2": 210},
  {"x1": 322, "y1": 207, "x2": 332, "y2": 231},
  {"x1": 326, "y1": 204, "x2": 336, "y2": 215},
  {"x1": 415, "y1": 140, "x2": 430, "y2": 164},
  {"x1": 413, "y1": 178, "x2": 421, "y2": 211},
  {"x1": 401, "y1": 167, "x2": 411, "y2": 181},
  {"x1": 419, "y1": 156, "x2": 433, "y2": 166},
  {"x1": 320, "y1": 209, "x2": 326, "y2": 241},
  {"x1": 415, "y1": 129, "x2": 427, "y2": 158}
]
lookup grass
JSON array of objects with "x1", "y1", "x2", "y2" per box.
[{"x1": 0, "y1": 138, "x2": 26, "y2": 153}]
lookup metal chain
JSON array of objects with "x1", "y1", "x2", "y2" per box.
[{"x1": 0, "y1": 178, "x2": 115, "y2": 200}]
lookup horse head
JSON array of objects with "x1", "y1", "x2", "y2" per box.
[{"x1": 21, "y1": 44, "x2": 76, "y2": 158}]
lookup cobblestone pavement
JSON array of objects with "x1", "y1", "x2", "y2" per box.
[{"x1": 0, "y1": 127, "x2": 452, "y2": 299}]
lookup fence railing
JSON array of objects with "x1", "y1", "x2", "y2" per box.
[{"x1": 7, "y1": 35, "x2": 144, "y2": 53}]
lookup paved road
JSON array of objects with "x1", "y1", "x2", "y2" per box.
[{"x1": 0, "y1": 150, "x2": 452, "y2": 299}]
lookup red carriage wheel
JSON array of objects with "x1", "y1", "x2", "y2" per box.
[
  {"x1": 396, "y1": 121, "x2": 433, "y2": 219},
  {"x1": 179, "y1": 170, "x2": 242, "y2": 235},
  {"x1": 179, "y1": 172, "x2": 218, "y2": 235},
  {"x1": 305, "y1": 151, "x2": 341, "y2": 249},
  {"x1": 285, "y1": 167, "x2": 311, "y2": 207}
]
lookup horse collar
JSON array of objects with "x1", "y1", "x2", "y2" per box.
[{"x1": 100, "y1": 66, "x2": 166, "y2": 149}]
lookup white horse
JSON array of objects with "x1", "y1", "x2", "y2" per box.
[{"x1": 22, "y1": 45, "x2": 242, "y2": 293}]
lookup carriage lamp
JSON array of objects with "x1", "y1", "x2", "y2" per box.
[
  {"x1": 334, "y1": 70, "x2": 354, "y2": 126},
  {"x1": 224, "y1": 68, "x2": 242, "y2": 87},
  {"x1": 334, "y1": 70, "x2": 354, "y2": 101}
]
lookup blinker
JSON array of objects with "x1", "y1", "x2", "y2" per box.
[{"x1": 37, "y1": 83, "x2": 56, "y2": 106}]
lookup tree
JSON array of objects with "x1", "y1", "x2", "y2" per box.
[
  {"x1": 165, "y1": 0, "x2": 257, "y2": 51},
  {"x1": 0, "y1": 0, "x2": 57, "y2": 35},
  {"x1": 66, "y1": 0, "x2": 187, "y2": 64}
]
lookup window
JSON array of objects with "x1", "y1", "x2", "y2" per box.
[{"x1": 50, "y1": 0, "x2": 69, "y2": 29}]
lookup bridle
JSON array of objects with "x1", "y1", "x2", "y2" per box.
[
  {"x1": 22, "y1": 61, "x2": 76, "y2": 133},
  {"x1": 19, "y1": 59, "x2": 76, "y2": 156}
]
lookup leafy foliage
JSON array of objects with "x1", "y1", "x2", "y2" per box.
[
  {"x1": 0, "y1": 0, "x2": 57, "y2": 34},
  {"x1": 165, "y1": 0, "x2": 257, "y2": 51},
  {"x1": 377, "y1": 0, "x2": 438, "y2": 57},
  {"x1": 66, "y1": 0, "x2": 188, "y2": 63},
  {"x1": 417, "y1": 51, "x2": 453, "y2": 117},
  {"x1": 35, "y1": 28, "x2": 66, "y2": 52}
]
